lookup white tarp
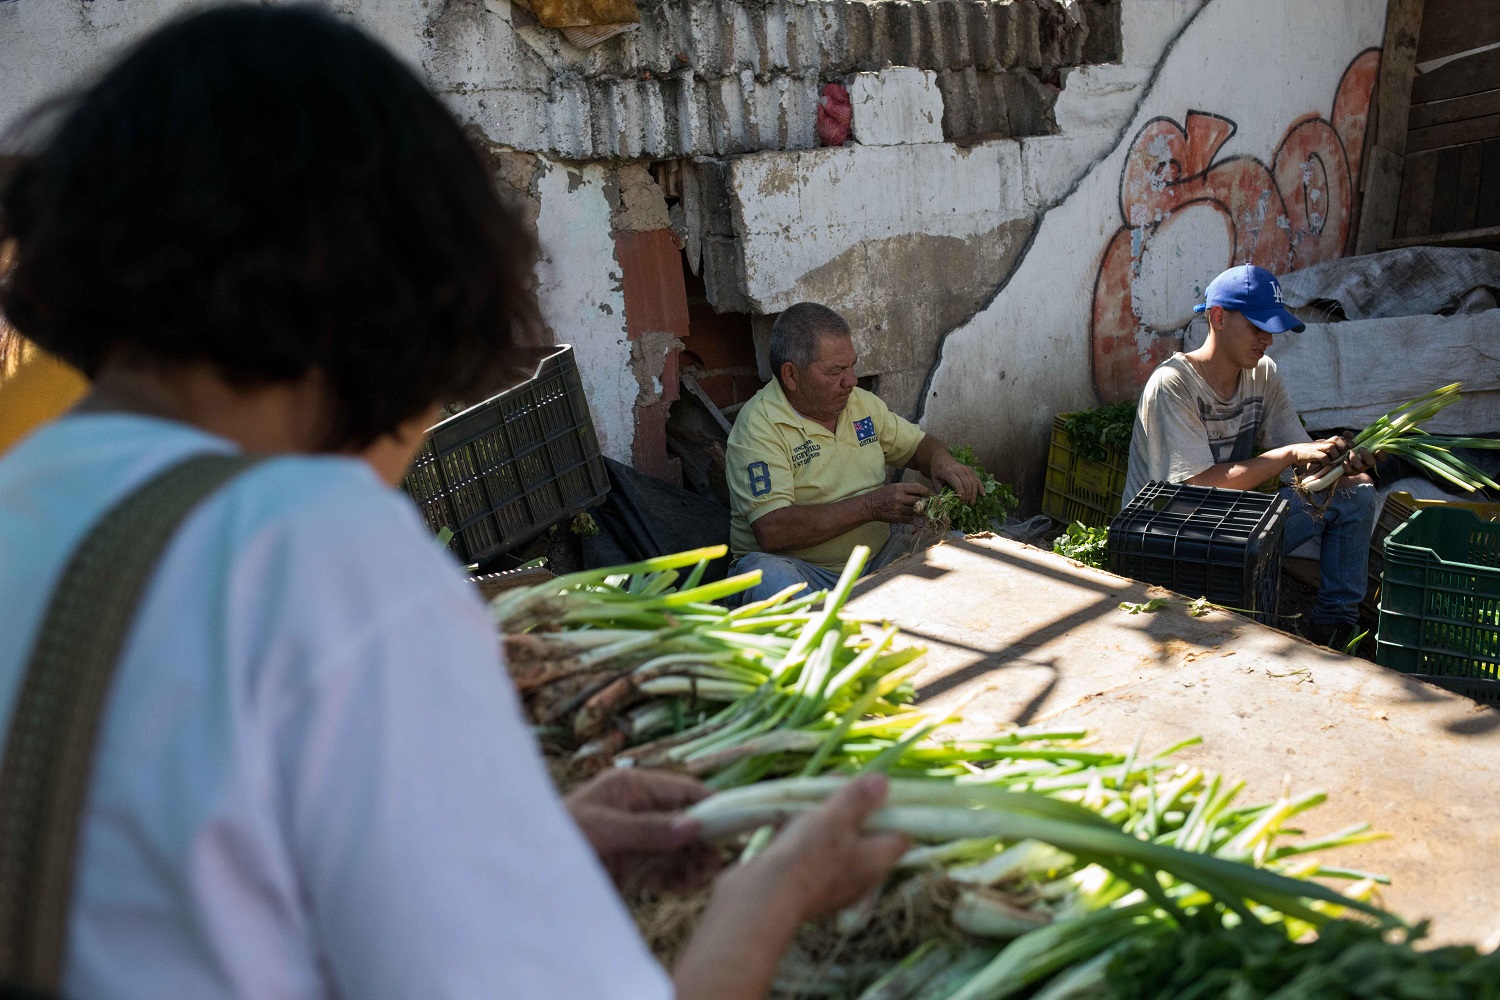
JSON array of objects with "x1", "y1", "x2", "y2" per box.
[{"x1": 1266, "y1": 313, "x2": 1500, "y2": 434}]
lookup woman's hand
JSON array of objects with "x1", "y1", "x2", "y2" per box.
[
  {"x1": 672, "y1": 774, "x2": 909, "y2": 1000},
  {"x1": 565, "y1": 768, "x2": 723, "y2": 893},
  {"x1": 741, "y1": 772, "x2": 911, "y2": 921}
]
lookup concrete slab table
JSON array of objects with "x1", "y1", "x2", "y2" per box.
[{"x1": 845, "y1": 533, "x2": 1500, "y2": 945}]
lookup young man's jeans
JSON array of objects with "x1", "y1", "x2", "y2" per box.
[{"x1": 1276, "y1": 482, "x2": 1378, "y2": 626}]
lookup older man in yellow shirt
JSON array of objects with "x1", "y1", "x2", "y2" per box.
[{"x1": 726, "y1": 303, "x2": 980, "y2": 604}]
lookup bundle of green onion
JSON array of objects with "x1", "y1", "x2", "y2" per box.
[
  {"x1": 1300, "y1": 383, "x2": 1500, "y2": 494},
  {"x1": 492, "y1": 544, "x2": 1404, "y2": 999},
  {"x1": 688, "y1": 763, "x2": 1393, "y2": 1000},
  {"x1": 495, "y1": 543, "x2": 944, "y2": 780}
]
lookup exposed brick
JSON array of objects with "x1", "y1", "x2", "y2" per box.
[
  {"x1": 611, "y1": 164, "x2": 672, "y2": 231},
  {"x1": 632, "y1": 400, "x2": 684, "y2": 486},
  {"x1": 616, "y1": 229, "x2": 691, "y2": 341},
  {"x1": 1082, "y1": 0, "x2": 1123, "y2": 64},
  {"x1": 843, "y1": 3, "x2": 874, "y2": 71},
  {"x1": 935, "y1": 2, "x2": 967, "y2": 71},
  {"x1": 1014, "y1": 1, "x2": 1044, "y2": 68}
]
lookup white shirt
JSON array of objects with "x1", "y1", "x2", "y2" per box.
[
  {"x1": 1123, "y1": 354, "x2": 1312, "y2": 505},
  {"x1": 0, "y1": 414, "x2": 672, "y2": 1000}
]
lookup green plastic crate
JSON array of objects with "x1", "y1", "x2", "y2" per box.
[
  {"x1": 1375, "y1": 508, "x2": 1500, "y2": 704},
  {"x1": 1361, "y1": 492, "x2": 1500, "y2": 622},
  {"x1": 1041, "y1": 415, "x2": 1129, "y2": 528}
]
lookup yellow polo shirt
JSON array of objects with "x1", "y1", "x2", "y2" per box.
[
  {"x1": 0, "y1": 339, "x2": 88, "y2": 458},
  {"x1": 726, "y1": 379, "x2": 924, "y2": 570}
]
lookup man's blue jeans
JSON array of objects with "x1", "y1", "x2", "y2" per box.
[
  {"x1": 1277, "y1": 482, "x2": 1378, "y2": 626},
  {"x1": 731, "y1": 528, "x2": 916, "y2": 605}
]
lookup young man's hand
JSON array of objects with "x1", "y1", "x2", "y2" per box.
[
  {"x1": 1277, "y1": 439, "x2": 1344, "y2": 472},
  {"x1": 1324, "y1": 434, "x2": 1375, "y2": 475}
]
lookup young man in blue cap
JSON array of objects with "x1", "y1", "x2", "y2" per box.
[{"x1": 1124, "y1": 264, "x2": 1377, "y2": 649}]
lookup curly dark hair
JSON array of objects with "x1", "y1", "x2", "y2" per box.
[{"x1": 0, "y1": 3, "x2": 537, "y2": 448}]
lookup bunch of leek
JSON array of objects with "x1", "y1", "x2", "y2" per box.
[{"x1": 1300, "y1": 383, "x2": 1500, "y2": 494}]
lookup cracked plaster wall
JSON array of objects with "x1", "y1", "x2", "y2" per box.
[{"x1": 0, "y1": 0, "x2": 1104, "y2": 471}]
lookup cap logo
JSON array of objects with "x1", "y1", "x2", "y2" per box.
[{"x1": 1272, "y1": 281, "x2": 1284, "y2": 304}]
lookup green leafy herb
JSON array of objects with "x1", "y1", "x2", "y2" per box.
[
  {"x1": 1062, "y1": 401, "x2": 1137, "y2": 463},
  {"x1": 1107, "y1": 917, "x2": 1500, "y2": 1000},
  {"x1": 571, "y1": 512, "x2": 601, "y2": 536},
  {"x1": 916, "y1": 445, "x2": 1020, "y2": 534},
  {"x1": 1052, "y1": 522, "x2": 1109, "y2": 569}
]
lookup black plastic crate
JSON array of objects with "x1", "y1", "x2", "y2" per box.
[
  {"x1": 1108, "y1": 482, "x2": 1289, "y2": 622},
  {"x1": 401, "y1": 344, "x2": 609, "y2": 567}
]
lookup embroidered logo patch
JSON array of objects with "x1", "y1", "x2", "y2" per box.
[
  {"x1": 747, "y1": 461, "x2": 772, "y2": 497},
  {"x1": 791, "y1": 439, "x2": 821, "y2": 469},
  {"x1": 853, "y1": 416, "x2": 876, "y2": 445}
]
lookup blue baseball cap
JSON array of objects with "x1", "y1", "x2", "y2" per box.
[{"x1": 1192, "y1": 264, "x2": 1305, "y2": 334}]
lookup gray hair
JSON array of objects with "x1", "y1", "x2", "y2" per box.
[{"x1": 769, "y1": 303, "x2": 850, "y2": 384}]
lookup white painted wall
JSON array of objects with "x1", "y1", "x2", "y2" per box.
[
  {"x1": 0, "y1": 1, "x2": 444, "y2": 141},
  {"x1": 531, "y1": 161, "x2": 636, "y2": 464},
  {"x1": 921, "y1": 0, "x2": 1387, "y2": 495},
  {"x1": 729, "y1": 139, "x2": 1026, "y2": 314},
  {"x1": 0, "y1": 0, "x2": 1391, "y2": 490}
]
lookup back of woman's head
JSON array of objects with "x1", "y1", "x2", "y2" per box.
[{"x1": 0, "y1": 3, "x2": 535, "y2": 448}]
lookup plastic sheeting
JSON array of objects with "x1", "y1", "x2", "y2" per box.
[
  {"x1": 579, "y1": 458, "x2": 734, "y2": 581},
  {"x1": 1277, "y1": 247, "x2": 1500, "y2": 322}
]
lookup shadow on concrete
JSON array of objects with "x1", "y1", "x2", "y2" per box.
[
  {"x1": 859, "y1": 535, "x2": 1500, "y2": 736},
  {"x1": 1445, "y1": 710, "x2": 1500, "y2": 736},
  {"x1": 1008, "y1": 666, "x2": 1060, "y2": 727},
  {"x1": 913, "y1": 591, "x2": 1121, "y2": 703},
  {"x1": 855, "y1": 536, "x2": 1127, "y2": 602}
]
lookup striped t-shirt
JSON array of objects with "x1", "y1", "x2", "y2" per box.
[{"x1": 1123, "y1": 354, "x2": 1310, "y2": 504}]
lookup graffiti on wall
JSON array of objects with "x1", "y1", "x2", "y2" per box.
[{"x1": 1089, "y1": 49, "x2": 1380, "y2": 403}]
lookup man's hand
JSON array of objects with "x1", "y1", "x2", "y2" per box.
[
  {"x1": 928, "y1": 451, "x2": 983, "y2": 504},
  {"x1": 1323, "y1": 434, "x2": 1375, "y2": 475},
  {"x1": 864, "y1": 482, "x2": 930, "y2": 524},
  {"x1": 566, "y1": 768, "x2": 722, "y2": 893},
  {"x1": 1275, "y1": 439, "x2": 1344, "y2": 473}
]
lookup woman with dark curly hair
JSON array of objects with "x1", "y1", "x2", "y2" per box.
[{"x1": 0, "y1": 6, "x2": 904, "y2": 999}]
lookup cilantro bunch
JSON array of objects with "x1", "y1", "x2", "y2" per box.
[
  {"x1": 1052, "y1": 521, "x2": 1109, "y2": 569},
  {"x1": 916, "y1": 445, "x2": 1019, "y2": 534}
]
